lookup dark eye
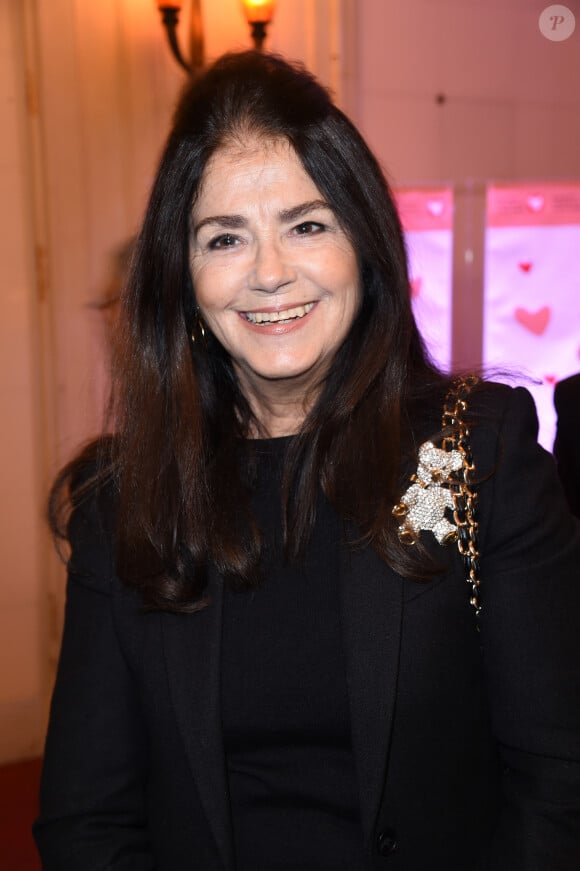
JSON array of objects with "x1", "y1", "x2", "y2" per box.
[
  {"x1": 209, "y1": 233, "x2": 239, "y2": 250},
  {"x1": 294, "y1": 221, "x2": 324, "y2": 236}
]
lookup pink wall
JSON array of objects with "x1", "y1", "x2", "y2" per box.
[{"x1": 355, "y1": 0, "x2": 580, "y2": 184}]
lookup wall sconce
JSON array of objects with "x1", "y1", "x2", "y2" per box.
[
  {"x1": 241, "y1": 0, "x2": 277, "y2": 51},
  {"x1": 156, "y1": 0, "x2": 277, "y2": 74},
  {"x1": 156, "y1": 1, "x2": 204, "y2": 74}
]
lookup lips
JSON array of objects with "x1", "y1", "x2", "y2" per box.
[{"x1": 243, "y1": 302, "x2": 315, "y2": 325}]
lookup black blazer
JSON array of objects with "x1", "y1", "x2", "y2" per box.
[
  {"x1": 554, "y1": 373, "x2": 580, "y2": 517},
  {"x1": 34, "y1": 385, "x2": 580, "y2": 870}
]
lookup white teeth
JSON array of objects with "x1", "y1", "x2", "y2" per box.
[{"x1": 245, "y1": 302, "x2": 315, "y2": 325}]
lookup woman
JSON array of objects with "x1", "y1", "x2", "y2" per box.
[{"x1": 34, "y1": 52, "x2": 580, "y2": 870}]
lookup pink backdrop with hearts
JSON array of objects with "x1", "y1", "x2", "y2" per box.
[
  {"x1": 483, "y1": 183, "x2": 580, "y2": 449},
  {"x1": 396, "y1": 188, "x2": 454, "y2": 372}
]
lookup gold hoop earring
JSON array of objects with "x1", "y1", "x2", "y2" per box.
[{"x1": 191, "y1": 314, "x2": 206, "y2": 344}]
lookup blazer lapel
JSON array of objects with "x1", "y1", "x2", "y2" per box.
[
  {"x1": 338, "y1": 536, "x2": 404, "y2": 845},
  {"x1": 161, "y1": 566, "x2": 234, "y2": 871}
]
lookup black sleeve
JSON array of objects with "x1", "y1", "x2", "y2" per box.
[
  {"x1": 553, "y1": 378, "x2": 580, "y2": 518},
  {"x1": 477, "y1": 386, "x2": 580, "y2": 870},
  {"x1": 33, "y1": 490, "x2": 156, "y2": 870}
]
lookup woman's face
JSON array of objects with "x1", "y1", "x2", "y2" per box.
[{"x1": 190, "y1": 136, "x2": 361, "y2": 410}]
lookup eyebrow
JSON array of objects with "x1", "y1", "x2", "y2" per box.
[
  {"x1": 279, "y1": 199, "x2": 331, "y2": 223},
  {"x1": 192, "y1": 199, "x2": 332, "y2": 236}
]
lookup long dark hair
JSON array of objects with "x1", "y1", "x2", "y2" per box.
[{"x1": 50, "y1": 51, "x2": 448, "y2": 612}]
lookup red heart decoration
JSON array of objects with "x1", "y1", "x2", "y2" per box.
[
  {"x1": 518, "y1": 262, "x2": 532, "y2": 273},
  {"x1": 544, "y1": 375, "x2": 557, "y2": 384},
  {"x1": 514, "y1": 306, "x2": 550, "y2": 335},
  {"x1": 410, "y1": 277, "x2": 422, "y2": 298}
]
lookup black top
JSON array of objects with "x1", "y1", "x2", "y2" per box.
[{"x1": 221, "y1": 437, "x2": 367, "y2": 870}]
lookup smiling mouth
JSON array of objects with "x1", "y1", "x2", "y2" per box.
[{"x1": 243, "y1": 303, "x2": 316, "y2": 325}]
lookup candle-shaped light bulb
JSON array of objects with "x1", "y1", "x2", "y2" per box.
[{"x1": 241, "y1": 0, "x2": 276, "y2": 24}]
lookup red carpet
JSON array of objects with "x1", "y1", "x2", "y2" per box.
[{"x1": 0, "y1": 757, "x2": 42, "y2": 870}]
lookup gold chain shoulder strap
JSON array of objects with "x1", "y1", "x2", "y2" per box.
[
  {"x1": 441, "y1": 376, "x2": 482, "y2": 617},
  {"x1": 393, "y1": 375, "x2": 482, "y2": 617}
]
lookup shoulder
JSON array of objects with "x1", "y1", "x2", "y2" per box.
[
  {"x1": 554, "y1": 372, "x2": 580, "y2": 407},
  {"x1": 406, "y1": 379, "x2": 544, "y2": 525},
  {"x1": 47, "y1": 436, "x2": 120, "y2": 594},
  {"x1": 469, "y1": 381, "x2": 539, "y2": 458},
  {"x1": 409, "y1": 376, "x2": 533, "y2": 431},
  {"x1": 430, "y1": 380, "x2": 571, "y2": 551},
  {"x1": 467, "y1": 380, "x2": 542, "y2": 487},
  {"x1": 66, "y1": 473, "x2": 118, "y2": 595},
  {"x1": 468, "y1": 382, "x2": 578, "y2": 568},
  {"x1": 424, "y1": 379, "x2": 538, "y2": 469},
  {"x1": 405, "y1": 379, "x2": 537, "y2": 480},
  {"x1": 469, "y1": 379, "x2": 535, "y2": 423}
]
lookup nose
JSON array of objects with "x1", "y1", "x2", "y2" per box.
[{"x1": 250, "y1": 238, "x2": 296, "y2": 294}]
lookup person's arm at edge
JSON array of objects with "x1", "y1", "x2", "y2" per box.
[
  {"x1": 33, "y1": 485, "x2": 156, "y2": 870},
  {"x1": 476, "y1": 385, "x2": 580, "y2": 870}
]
